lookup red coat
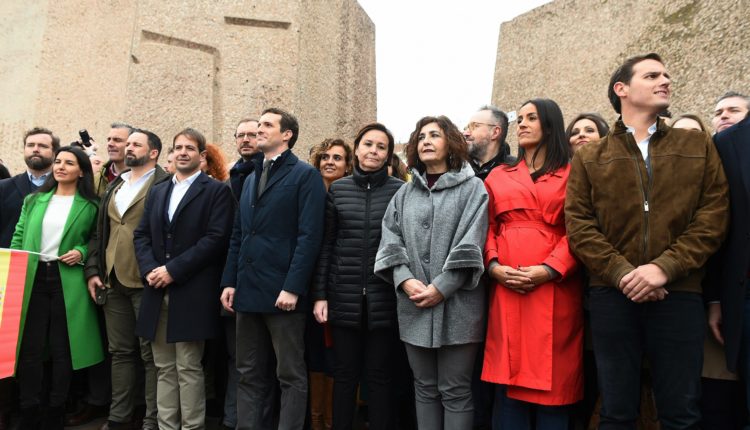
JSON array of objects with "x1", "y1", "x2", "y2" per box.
[{"x1": 481, "y1": 161, "x2": 583, "y2": 405}]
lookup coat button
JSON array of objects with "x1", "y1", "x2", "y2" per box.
[
  {"x1": 121, "y1": 221, "x2": 125, "y2": 225},
  {"x1": 422, "y1": 221, "x2": 429, "y2": 229},
  {"x1": 251, "y1": 230, "x2": 256, "y2": 235},
  {"x1": 166, "y1": 253, "x2": 171, "y2": 259},
  {"x1": 167, "y1": 233, "x2": 172, "y2": 239},
  {"x1": 423, "y1": 257, "x2": 429, "y2": 264}
]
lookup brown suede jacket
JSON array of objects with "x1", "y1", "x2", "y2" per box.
[{"x1": 565, "y1": 118, "x2": 729, "y2": 293}]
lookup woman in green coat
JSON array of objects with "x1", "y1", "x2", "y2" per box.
[{"x1": 11, "y1": 146, "x2": 103, "y2": 429}]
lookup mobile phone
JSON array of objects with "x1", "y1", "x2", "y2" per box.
[{"x1": 95, "y1": 287, "x2": 108, "y2": 305}]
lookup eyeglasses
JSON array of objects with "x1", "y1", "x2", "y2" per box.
[
  {"x1": 466, "y1": 122, "x2": 499, "y2": 131},
  {"x1": 235, "y1": 132, "x2": 257, "y2": 140}
]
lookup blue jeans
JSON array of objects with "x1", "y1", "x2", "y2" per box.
[
  {"x1": 492, "y1": 385, "x2": 569, "y2": 430},
  {"x1": 588, "y1": 287, "x2": 704, "y2": 430}
]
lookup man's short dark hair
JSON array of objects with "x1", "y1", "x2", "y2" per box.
[
  {"x1": 131, "y1": 128, "x2": 163, "y2": 156},
  {"x1": 262, "y1": 108, "x2": 299, "y2": 148},
  {"x1": 716, "y1": 91, "x2": 750, "y2": 111},
  {"x1": 478, "y1": 104, "x2": 509, "y2": 145},
  {"x1": 23, "y1": 127, "x2": 60, "y2": 151},
  {"x1": 173, "y1": 128, "x2": 206, "y2": 152},
  {"x1": 111, "y1": 122, "x2": 134, "y2": 135},
  {"x1": 608, "y1": 53, "x2": 664, "y2": 114}
]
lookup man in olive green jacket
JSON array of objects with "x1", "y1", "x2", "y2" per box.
[
  {"x1": 565, "y1": 53, "x2": 729, "y2": 428},
  {"x1": 85, "y1": 129, "x2": 169, "y2": 430}
]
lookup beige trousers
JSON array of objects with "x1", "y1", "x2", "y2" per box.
[{"x1": 151, "y1": 293, "x2": 206, "y2": 430}]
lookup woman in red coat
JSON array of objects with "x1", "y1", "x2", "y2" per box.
[{"x1": 482, "y1": 98, "x2": 583, "y2": 429}]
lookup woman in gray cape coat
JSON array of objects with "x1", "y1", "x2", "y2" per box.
[{"x1": 375, "y1": 115, "x2": 488, "y2": 430}]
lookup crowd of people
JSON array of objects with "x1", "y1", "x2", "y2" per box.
[{"x1": 0, "y1": 52, "x2": 749, "y2": 430}]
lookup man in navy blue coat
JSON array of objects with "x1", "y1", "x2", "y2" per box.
[
  {"x1": 221, "y1": 108, "x2": 326, "y2": 430},
  {"x1": 134, "y1": 128, "x2": 235, "y2": 430},
  {"x1": 706, "y1": 92, "x2": 750, "y2": 427}
]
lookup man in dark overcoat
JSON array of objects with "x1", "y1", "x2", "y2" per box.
[{"x1": 134, "y1": 128, "x2": 234, "y2": 430}]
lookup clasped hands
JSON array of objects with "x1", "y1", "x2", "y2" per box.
[
  {"x1": 489, "y1": 264, "x2": 551, "y2": 294},
  {"x1": 146, "y1": 265, "x2": 173, "y2": 288},
  {"x1": 618, "y1": 263, "x2": 668, "y2": 303},
  {"x1": 400, "y1": 279, "x2": 444, "y2": 308},
  {"x1": 220, "y1": 287, "x2": 298, "y2": 313}
]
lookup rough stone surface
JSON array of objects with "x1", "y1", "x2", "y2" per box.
[
  {"x1": 0, "y1": 0, "x2": 375, "y2": 174},
  {"x1": 492, "y1": 0, "x2": 750, "y2": 152}
]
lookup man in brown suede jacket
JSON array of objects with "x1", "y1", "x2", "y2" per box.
[{"x1": 565, "y1": 53, "x2": 729, "y2": 429}]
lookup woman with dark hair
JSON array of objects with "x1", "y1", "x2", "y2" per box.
[
  {"x1": 11, "y1": 146, "x2": 103, "y2": 429},
  {"x1": 482, "y1": 99, "x2": 582, "y2": 429},
  {"x1": 312, "y1": 123, "x2": 403, "y2": 430},
  {"x1": 565, "y1": 112, "x2": 609, "y2": 153},
  {"x1": 310, "y1": 138, "x2": 353, "y2": 188},
  {"x1": 375, "y1": 116, "x2": 488, "y2": 429},
  {"x1": 671, "y1": 113, "x2": 710, "y2": 134},
  {"x1": 305, "y1": 137, "x2": 352, "y2": 429},
  {"x1": 200, "y1": 143, "x2": 229, "y2": 181}
]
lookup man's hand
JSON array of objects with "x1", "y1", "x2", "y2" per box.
[
  {"x1": 275, "y1": 290, "x2": 299, "y2": 311},
  {"x1": 708, "y1": 303, "x2": 724, "y2": 345},
  {"x1": 313, "y1": 300, "x2": 328, "y2": 323},
  {"x1": 490, "y1": 264, "x2": 535, "y2": 294},
  {"x1": 400, "y1": 278, "x2": 428, "y2": 297},
  {"x1": 410, "y1": 284, "x2": 444, "y2": 308},
  {"x1": 59, "y1": 249, "x2": 82, "y2": 266},
  {"x1": 87, "y1": 275, "x2": 104, "y2": 302},
  {"x1": 147, "y1": 265, "x2": 173, "y2": 288},
  {"x1": 220, "y1": 287, "x2": 235, "y2": 313},
  {"x1": 620, "y1": 264, "x2": 668, "y2": 302}
]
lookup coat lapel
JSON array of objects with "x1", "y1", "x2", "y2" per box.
[
  {"x1": 13, "y1": 174, "x2": 33, "y2": 198},
  {"x1": 507, "y1": 161, "x2": 541, "y2": 209},
  {"x1": 60, "y1": 193, "x2": 89, "y2": 244},
  {"x1": 171, "y1": 173, "x2": 206, "y2": 222},
  {"x1": 123, "y1": 174, "x2": 156, "y2": 215},
  {"x1": 28, "y1": 191, "x2": 52, "y2": 252},
  {"x1": 258, "y1": 154, "x2": 297, "y2": 199}
]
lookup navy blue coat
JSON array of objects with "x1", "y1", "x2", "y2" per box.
[
  {"x1": 221, "y1": 150, "x2": 326, "y2": 314},
  {"x1": 134, "y1": 172, "x2": 235, "y2": 342},
  {"x1": 709, "y1": 116, "x2": 750, "y2": 372},
  {"x1": 0, "y1": 173, "x2": 35, "y2": 247}
]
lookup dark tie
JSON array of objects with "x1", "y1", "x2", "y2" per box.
[{"x1": 258, "y1": 159, "x2": 272, "y2": 196}]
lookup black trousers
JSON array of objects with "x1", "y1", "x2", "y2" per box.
[
  {"x1": 17, "y1": 262, "x2": 72, "y2": 409},
  {"x1": 589, "y1": 287, "x2": 704, "y2": 430},
  {"x1": 330, "y1": 313, "x2": 397, "y2": 430}
]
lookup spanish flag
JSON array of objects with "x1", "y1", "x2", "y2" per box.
[{"x1": 0, "y1": 249, "x2": 28, "y2": 378}]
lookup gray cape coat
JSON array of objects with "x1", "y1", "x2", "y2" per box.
[{"x1": 375, "y1": 162, "x2": 488, "y2": 348}]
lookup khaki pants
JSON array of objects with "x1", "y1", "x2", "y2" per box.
[
  {"x1": 102, "y1": 278, "x2": 157, "y2": 428},
  {"x1": 151, "y1": 293, "x2": 206, "y2": 430}
]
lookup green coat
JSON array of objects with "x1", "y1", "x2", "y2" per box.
[{"x1": 11, "y1": 189, "x2": 103, "y2": 371}]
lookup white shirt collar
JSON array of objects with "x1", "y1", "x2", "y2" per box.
[{"x1": 171, "y1": 169, "x2": 202, "y2": 185}]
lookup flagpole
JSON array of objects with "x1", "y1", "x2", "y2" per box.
[{"x1": 0, "y1": 248, "x2": 83, "y2": 265}]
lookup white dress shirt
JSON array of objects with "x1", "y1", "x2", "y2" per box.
[
  {"x1": 114, "y1": 168, "x2": 155, "y2": 216},
  {"x1": 168, "y1": 170, "x2": 201, "y2": 221}
]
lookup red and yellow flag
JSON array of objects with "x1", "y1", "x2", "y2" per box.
[{"x1": 0, "y1": 249, "x2": 28, "y2": 378}]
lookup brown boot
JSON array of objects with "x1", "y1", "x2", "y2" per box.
[
  {"x1": 323, "y1": 375, "x2": 334, "y2": 430},
  {"x1": 309, "y1": 372, "x2": 326, "y2": 430}
]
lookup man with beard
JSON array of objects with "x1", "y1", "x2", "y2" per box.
[
  {"x1": 135, "y1": 128, "x2": 234, "y2": 430},
  {"x1": 0, "y1": 127, "x2": 58, "y2": 429},
  {"x1": 0, "y1": 127, "x2": 58, "y2": 246},
  {"x1": 463, "y1": 105, "x2": 514, "y2": 181},
  {"x1": 85, "y1": 129, "x2": 170, "y2": 430},
  {"x1": 95, "y1": 123, "x2": 133, "y2": 195}
]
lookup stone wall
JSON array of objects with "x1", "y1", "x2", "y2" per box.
[
  {"x1": 0, "y1": 0, "x2": 375, "y2": 174},
  {"x1": 492, "y1": 0, "x2": 750, "y2": 150}
]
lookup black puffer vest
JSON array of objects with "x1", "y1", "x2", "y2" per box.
[{"x1": 312, "y1": 166, "x2": 404, "y2": 329}]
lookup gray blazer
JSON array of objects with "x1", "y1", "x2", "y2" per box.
[{"x1": 375, "y1": 162, "x2": 488, "y2": 348}]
